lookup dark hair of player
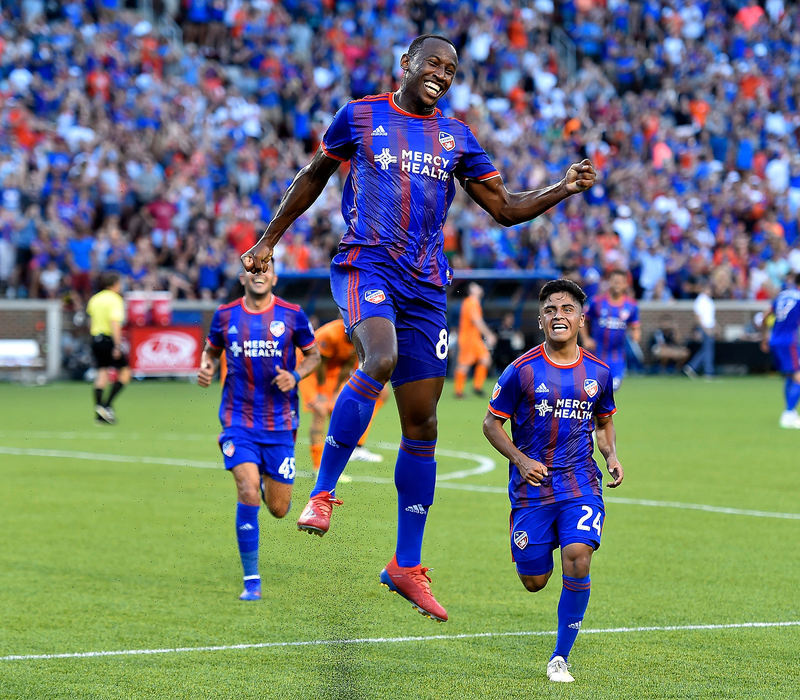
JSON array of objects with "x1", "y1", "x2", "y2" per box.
[
  {"x1": 608, "y1": 268, "x2": 628, "y2": 278},
  {"x1": 100, "y1": 271, "x2": 120, "y2": 290},
  {"x1": 538, "y1": 279, "x2": 588, "y2": 307},
  {"x1": 407, "y1": 34, "x2": 457, "y2": 60}
]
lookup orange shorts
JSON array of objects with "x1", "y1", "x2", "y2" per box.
[{"x1": 298, "y1": 366, "x2": 345, "y2": 413}]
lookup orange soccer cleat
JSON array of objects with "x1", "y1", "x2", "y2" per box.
[
  {"x1": 379, "y1": 555, "x2": 448, "y2": 622},
  {"x1": 296, "y1": 491, "x2": 343, "y2": 536}
]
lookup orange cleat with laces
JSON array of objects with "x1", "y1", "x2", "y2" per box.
[
  {"x1": 296, "y1": 491, "x2": 342, "y2": 536},
  {"x1": 379, "y1": 554, "x2": 448, "y2": 622}
]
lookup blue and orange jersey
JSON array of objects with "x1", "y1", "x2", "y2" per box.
[
  {"x1": 207, "y1": 296, "x2": 316, "y2": 434},
  {"x1": 770, "y1": 288, "x2": 800, "y2": 345},
  {"x1": 488, "y1": 344, "x2": 616, "y2": 508},
  {"x1": 585, "y1": 294, "x2": 639, "y2": 364},
  {"x1": 322, "y1": 92, "x2": 499, "y2": 287}
]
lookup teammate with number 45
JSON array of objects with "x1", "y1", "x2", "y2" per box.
[
  {"x1": 241, "y1": 34, "x2": 596, "y2": 622},
  {"x1": 198, "y1": 263, "x2": 320, "y2": 601},
  {"x1": 483, "y1": 279, "x2": 624, "y2": 683}
]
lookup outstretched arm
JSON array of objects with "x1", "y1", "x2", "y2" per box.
[
  {"x1": 242, "y1": 149, "x2": 341, "y2": 272},
  {"x1": 464, "y1": 159, "x2": 596, "y2": 227}
]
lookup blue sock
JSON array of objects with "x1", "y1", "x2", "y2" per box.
[
  {"x1": 311, "y1": 369, "x2": 383, "y2": 497},
  {"x1": 785, "y1": 378, "x2": 800, "y2": 411},
  {"x1": 236, "y1": 503, "x2": 260, "y2": 580},
  {"x1": 395, "y1": 437, "x2": 437, "y2": 567},
  {"x1": 552, "y1": 575, "x2": 591, "y2": 661}
]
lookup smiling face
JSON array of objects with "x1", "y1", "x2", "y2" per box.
[
  {"x1": 240, "y1": 261, "x2": 276, "y2": 300},
  {"x1": 539, "y1": 291, "x2": 585, "y2": 346},
  {"x1": 399, "y1": 37, "x2": 458, "y2": 113}
]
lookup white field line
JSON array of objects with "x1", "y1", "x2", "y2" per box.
[
  {"x1": 1, "y1": 446, "x2": 799, "y2": 521},
  {"x1": 2, "y1": 620, "x2": 798, "y2": 662}
]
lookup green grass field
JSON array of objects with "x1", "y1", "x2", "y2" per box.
[{"x1": 1, "y1": 376, "x2": 798, "y2": 699}]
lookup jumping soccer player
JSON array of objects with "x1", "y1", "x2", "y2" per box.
[
  {"x1": 581, "y1": 269, "x2": 640, "y2": 391},
  {"x1": 483, "y1": 279, "x2": 624, "y2": 683},
  {"x1": 298, "y1": 317, "x2": 389, "y2": 467},
  {"x1": 454, "y1": 282, "x2": 496, "y2": 398},
  {"x1": 241, "y1": 34, "x2": 596, "y2": 622},
  {"x1": 86, "y1": 271, "x2": 130, "y2": 424},
  {"x1": 197, "y1": 263, "x2": 320, "y2": 600},
  {"x1": 762, "y1": 272, "x2": 800, "y2": 428}
]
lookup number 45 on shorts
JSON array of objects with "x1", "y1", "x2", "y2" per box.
[{"x1": 278, "y1": 457, "x2": 296, "y2": 480}]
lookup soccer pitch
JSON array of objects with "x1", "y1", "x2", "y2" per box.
[{"x1": 1, "y1": 377, "x2": 798, "y2": 699}]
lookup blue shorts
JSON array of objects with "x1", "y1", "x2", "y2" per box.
[
  {"x1": 218, "y1": 428, "x2": 296, "y2": 483},
  {"x1": 770, "y1": 341, "x2": 800, "y2": 374},
  {"x1": 330, "y1": 246, "x2": 448, "y2": 387},
  {"x1": 510, "y1": 495, "x2": 605, "y2": 576}
]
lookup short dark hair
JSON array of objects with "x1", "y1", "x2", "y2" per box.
[
  {"x1": 608, "y1": 268, "x2": 628, "y2": 278},
  {"x1": 407, "y1": 34, "x2": 457, "y2": 60},
  {"x1": 100, "y1": 271, "x2": 120, "y2": 290},
  {"x1": 539, "y1": 279, "x2": 587, "y2": 307}
]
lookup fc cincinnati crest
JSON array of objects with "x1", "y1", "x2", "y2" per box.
[
  {"x1": 269, "y1": 320, "x2": 286, "y2": 337},
  {"x1": 222, "y1": 440, "x2": 235, "y2": 457},
  {"x1": 491, "y1": 382, "x2": 502, "y2": 400},
  {"x1": 513, "y1": 530, "x2": 529, "y2": 550},
  {"x1": 364, "y1": 289, "x2": 386, "y2": 304},
  {"x1": 438, "y1": 131, "x2": 455, "y2": 151},
  {"x1": 584, "y1": 379, "x2": 598, "y2": 397}
]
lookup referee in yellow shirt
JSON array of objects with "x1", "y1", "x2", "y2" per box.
[{"x1": 86, "y1": 272, "x2": 130, "y2": 424}]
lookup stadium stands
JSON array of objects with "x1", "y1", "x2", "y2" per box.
[{"x1": 0, "y1": 0, "x2": 798, "y2": 309}]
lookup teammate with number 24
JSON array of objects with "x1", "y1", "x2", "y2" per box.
[{"x1": 242, "y1": 34, "x2": 597, "y2": 622}]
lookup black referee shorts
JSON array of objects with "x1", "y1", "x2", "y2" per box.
[{"x1": 91, "y1": 335, "x2": 129, "y2": 369}]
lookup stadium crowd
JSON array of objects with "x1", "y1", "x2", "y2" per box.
[{"x1": 1, "y1": 0, "x2": 800, "y2": 307}]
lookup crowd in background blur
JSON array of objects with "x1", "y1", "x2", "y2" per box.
[{"x1": 1, "y1": 0, "x2": 800, "y2": 307}]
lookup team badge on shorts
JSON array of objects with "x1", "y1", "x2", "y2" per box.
[
  {"x1": 513, "y1": 530, "x2": 529, "y2": 550},
  {"x1": 439, "y1": 131, "x2": 455, "y2": 151},
  {"x1": 584, "y1": 379, "x2": 598, "y2": 397},
  {"x1": 364, "y1": 289, "x2": 386, "y2": 304},
  {"x1": 222, "y1": 440, "x2": 235, "y2": 457},
  {"x1": 491, "y1": 382, "x2": 502, "y2": 400},
  {"x1": 269, "y1": 320, "x2": 285, "y2": 337}
]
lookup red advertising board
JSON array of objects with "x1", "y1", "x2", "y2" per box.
[{"x1": 128, "y1": 326, "x2": 203, "y2": 375}]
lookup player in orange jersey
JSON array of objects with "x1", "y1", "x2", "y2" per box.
[
  {"x1": 298, "y1": 319, "x2": 389, "y2": 467},
  {"x1": 454, "y1": 282, "x2": 496, "y2": 398}
]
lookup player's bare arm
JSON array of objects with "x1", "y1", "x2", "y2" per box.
[
  {"x1": 242, "y1": 150, "x2": 341, "y2": 272},
  {"x1": 483, "y1": 411, "x2": 548, "y2": 486},
  {"x1": 197, "y1": 342, "x2": 222, "y2": 388},
  {"x1": 595, "y1": 413, "x2": 623, "y2": 488},
  {"x1": 273, "y1": 343, "x2": 321, "y2": 393},
  {"x1": 464, "y1": 159, "x2": 596, "y2": 227}
]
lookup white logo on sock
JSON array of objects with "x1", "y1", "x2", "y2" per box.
[
  {"x1": 404, "y1": 504, "x2": 427, "y2": 515},
  {"x1": 238, "y1": 523, "x2": 255, "y2": 531},
  {"x1": 568, "y1": 621, "x2": 582, "y2": 630}
]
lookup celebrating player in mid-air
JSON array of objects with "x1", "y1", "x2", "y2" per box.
[
  {"x1": 241, "y1": 34, "x2": 596, "y2": 622},
  {"x1": 483, "y1": 279, "x2": 623, "y2": 683},
  {"x1": 198, "y1": 263, "x2": 320, "y2": 601},
  {"x1": 581, "y1": 269, "x2": 640, "y2": 391},
  {"x1": 761, "y1": 272, "x2": 800, "y2": 428}
]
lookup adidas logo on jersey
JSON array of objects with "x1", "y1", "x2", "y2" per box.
[
  {"x1": 228, "y1": 325, "x2": 238, "y2": 334},
  {"x1": 404, "y1": 504, "x2": 427, "y2": 515},
  {"x1": 535, "y1": 382, "x2": 548, "y2": 393},
  {"x1": 371, "y1": 124, "x2": 388, "y2": 136}
]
